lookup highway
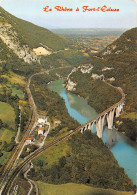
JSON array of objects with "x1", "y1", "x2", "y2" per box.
[{"x1": 1, "y1": 77, "x2": 125, "y2": 195}]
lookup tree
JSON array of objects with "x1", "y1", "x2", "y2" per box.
[
  {"x1": 0, "y1": 150, "x2": 3, "y2": 157},
  {"x1": 0, "y1": 119, "x2": 3, "y2": 129}
]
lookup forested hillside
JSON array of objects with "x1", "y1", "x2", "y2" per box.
[
  {"x1": 0, "y1": 7, "x2": 70, "y2": 51},
  {"x1": 67, "y1": 28, "x2": 137, "y2": 141},
  {"x1": 0, "y1": 7, "x2": 84, "y2": 169},
  {"x1": 30, "y1": 131, "x2": 135, "y2": 192},
  {"x1": 0, "y1": 7, "x2": 136, "y2": 194}
]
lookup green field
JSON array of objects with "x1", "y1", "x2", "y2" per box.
[
  {"x1": 0, "y1": 102, "x2": 15, "y2": 128},
  {"x1": 2, "y1": 72, "x2": 26, "y2": 86},
  {"x1": 33, "y1": 138, "x2": 71, "y2": 171},
  {"x1": 0, "y1": 128, "x2": 15, "y2": 144},
  {"x1": 0, "y1": 127, "x2": 16, "y2": 165},
  {"x1": 0, "y1": 83, "x2": 24, "y2": 99},
  {"x1": 0, "y1": 151, "x2": 11, "y2": 165},
  {"x1": 37, "y1": 182, "x2": 134, "y2": 195},
  {"x1": 11, "y1": 87, "x2": 24, "y2": 99}
]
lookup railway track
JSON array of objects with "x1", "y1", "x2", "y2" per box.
[
  {"x1": 0, "y1": 74, "x2": 38, "y2": 190},
  {"x1": 1, "y1": 130, "x2": 78, "y2": 195},
  {"x1": 0, "y1": 67, "x2": 72, "y2": 193},
  {"x1": 1, "y1": 78, "x2": 125, "y2": 194}
]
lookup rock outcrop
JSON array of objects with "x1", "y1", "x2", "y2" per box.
[
  {"x1": 0, "y1": 18, "x2": 39, "y2": 64},
  {"x1": 66, "y1": 79, "x2": 76, "y2": 91}
]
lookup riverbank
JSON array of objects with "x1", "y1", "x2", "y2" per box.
[
  {"x1": 47, "y1": 79, "x2": 137, "y2": 186},
  {"x1": 66, "y1": 65, "x2": 137, "y2": 142}
]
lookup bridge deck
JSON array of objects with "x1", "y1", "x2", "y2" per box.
[{"x1": 75, "y1": 81, "x2": 125, "y2": 131}]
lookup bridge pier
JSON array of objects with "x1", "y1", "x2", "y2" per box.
[
  {"x1": 101, "y1": 115, "x2": 105, "y2": 131},
  {"x1": 106, "y1": 109, "x2": 115, "y2": 129},
  {"x1": 90, "y1": 122, "x2": 94, "y2": 132},
  {"x1": 116, "y1": 104, "x2": 123, "y2": 117},
  {"x1": 79, "y1": 100, "x2": 125, "y2": 138},
  {"x1": 80, "y1": 128, "x2": 84, "y2": 134},
  {"x1": 87, "y1": 123, "x2": 91, "y2": 130},
  {"x1": 88, "y1": 122, "x2": 94, "y2": 133},
  {"x1": 95, "y1": 116, "x2": 105, "y2": 138}
]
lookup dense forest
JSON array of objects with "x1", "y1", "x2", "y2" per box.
[
  {"x1": 29, "y1": 131, "x2": 135, "y2": 192},
  {"x1": 30, "y1": 74, "x2": 79, "y2": 134},
  {"x1": 0, "y1": 6, "x2": 136, "y2": 194},
  {"x1": 68, "y1": 70, "x2": 121, "y2": 113},
  {"x1": 67, "y1": 27, "x2": 137, "y2": 141}
]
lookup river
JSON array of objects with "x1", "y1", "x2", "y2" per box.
[{"x1": 48, "y1": 79, "x2": 137, "y2": 185}]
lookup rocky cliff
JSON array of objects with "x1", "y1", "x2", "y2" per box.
[{"x1": 0, "y1": 16, "x2": 39, "y2": 64}]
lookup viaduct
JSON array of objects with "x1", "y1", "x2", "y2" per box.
[
  {"x1": 0, "y1": 79, "x2": 125, "y2": 194},
  {"x1": 77, "y1": 81, "x2": 125, "y2": 138}
]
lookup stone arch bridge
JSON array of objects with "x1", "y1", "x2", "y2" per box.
[{"x1": 77, "y1": 81, "x2": 125, "y2": 138}]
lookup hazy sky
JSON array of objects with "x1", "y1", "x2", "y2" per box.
[{"x1": 0, "y1": 0, "x2": 137, "y2": 29}]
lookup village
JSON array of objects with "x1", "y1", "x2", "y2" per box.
[{"x1": 25, "y1": 115, "x2": 50, "y2": 154}]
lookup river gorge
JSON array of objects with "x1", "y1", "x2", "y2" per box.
[{"x1": 48, "y1": 79, "x2": 137, "y2": 186}]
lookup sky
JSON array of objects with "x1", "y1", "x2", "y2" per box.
[{"x1": 0, "y1": 0, "x2": 137, "y2": 29}]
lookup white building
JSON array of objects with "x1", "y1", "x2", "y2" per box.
[
  {"x1": 38, "y1": 118, "x2": 47, "y2": 125},
  {"x1": 26, "y1": 137, "x2": 33, "y2": 144},
  {"x1": 38, "y1": 126, "x2": 45, "y2": 135}
]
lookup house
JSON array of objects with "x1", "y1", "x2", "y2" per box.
[
  {"x1": 38, "y1": 118, "x2": 46, "y2": 125},
  {"x1": 26, "y1": 137, "x2": 34, "y2": 144},
  {"x1": 26, "y1": 148, "x2": 30, "y2": 153},
  {"x1": 38, "y1": 126, "x2": 45, "y2": 135}
]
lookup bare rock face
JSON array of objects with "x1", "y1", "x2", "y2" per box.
[
  {"x1": 102, "y1": 67, "x2": 114, "y2": 71},
  {"x1": 91, "y1": 73, "x2": 104, "y2": 80},
  {"x1": 66, "y1": 64, "x2": 94, "y2": 91},
  {"x1": 0, "y1": 19, "x2": 39, "y2": 64},
  {"x1": 102, "y1": 45, "x2": 122, "y2": 55},
  {"x1": 66, "y1": 79, "x2": 76, "y2": 91},
  {"x1": 107, "y1": 77, "x2": 115, "y2": 82},
  {"x1": 33, "y1": 47, "x2": 52, "y2": 56}
]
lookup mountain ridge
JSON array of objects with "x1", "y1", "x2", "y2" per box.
[
  {"x1": 65, "y1": 27, "x2": 137, "y2": 141},
  {"x1": 0, "y1": 6, "x2": 72, "y2": 64},
  {"x1": 100, "y1": 27, "x2": 137, "y2": 56}
]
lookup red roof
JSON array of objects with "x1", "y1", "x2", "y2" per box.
[
  {"x1": 26, "y1": 148, "x2": 30, "y2": 152},
  {"x1": 38, "y1": 127, "x2": 44, "y2": 131},
  {"x1": 26, "y1": 138, "x2": 33, "y2": 140}
]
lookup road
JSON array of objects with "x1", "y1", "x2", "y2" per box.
[
  {"x1": 1, "y1": 77, "x2": 125, "y2": 195},
  {"x1": 0, "y1": 73, "x2": 38, "y2": 191},
  {"x1": 0, "y1": 66, "x2": 72, "y2": 193}
]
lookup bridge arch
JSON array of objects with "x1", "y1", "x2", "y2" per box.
[{"x1": 78, "y1": 81, "x2": 125, "y2": 138}]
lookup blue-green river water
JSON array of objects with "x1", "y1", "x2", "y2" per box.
[{"x1": 48, "y1": 79, "x2": 137, "y2": 185}]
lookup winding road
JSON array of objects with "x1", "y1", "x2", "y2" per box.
[{"x1": 0, "y1": 73, "x2": 125, "y2": 194}]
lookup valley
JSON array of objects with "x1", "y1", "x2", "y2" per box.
[{"x1": 0, "y1": 6, "x2": 136, "y2": 195}]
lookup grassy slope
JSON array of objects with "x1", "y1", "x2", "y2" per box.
[
  {"x1": 37, "y1": 182, "x2": 134, "y2": 195},
  {"x1": 0, "y1": 72, "x2": 25, "y2": 99},
  {"x1": 0, "y1": 128, "x2": 15, "y2": 144},
  {"x1": 33, "y1": 139, "x2": 71, "y2": 172},
  {"x1": 2, "y1": 72, "x2": 26, "y2": 86},
  {"x1": 0, "y1": 128, "x2": 15, "y2": 164},
  {"x1": 0, "y1": 102, "x2": 15, "y2": 128},
  {"x1": 0, "y1": 102, "x2": 16, "y2": 165}
]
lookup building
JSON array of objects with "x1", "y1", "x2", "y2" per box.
[
  {"x1": 26, "y1": 148, "x2": 30, "y2": 153},
  {"x1": 37, "y1": 117, "x2": 47, "y2": 126},
  {"x1": 26, "y1": 137, "x2": 34, "y2": 144},
  {"x1": 38, "y1": 126, "x2": 45, "y2": 135}
]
